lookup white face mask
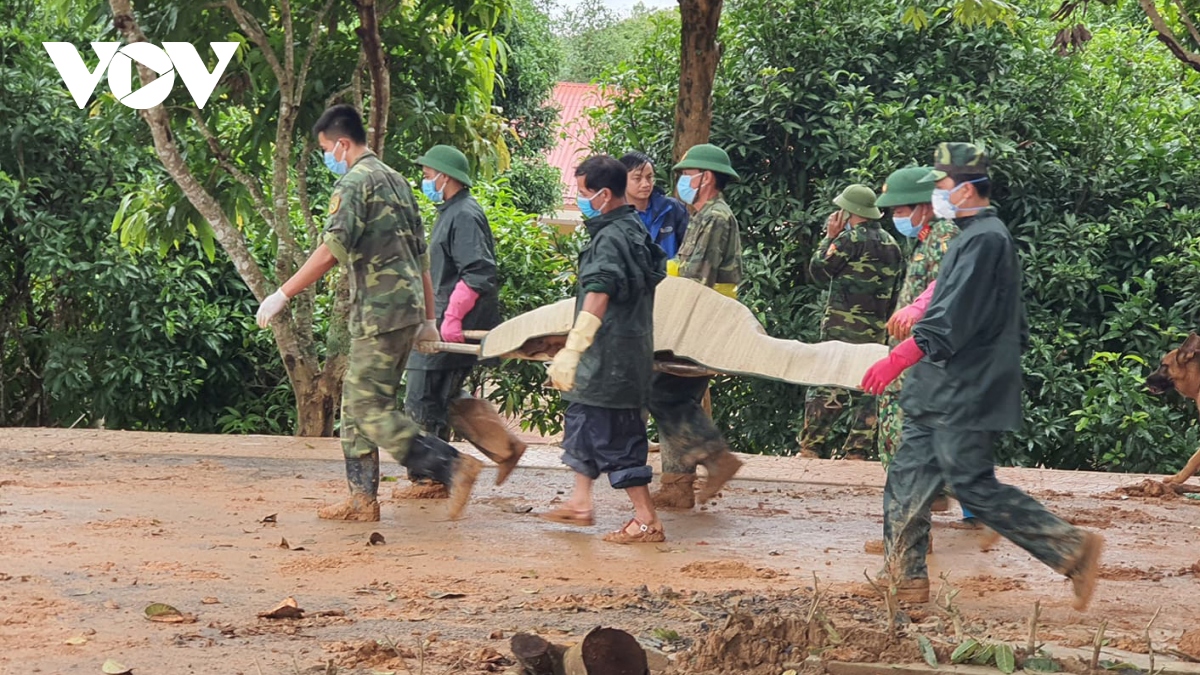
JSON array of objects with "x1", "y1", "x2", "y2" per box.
[{"x1": 931, "y1": 178, "x2": 986, "y2": 219}]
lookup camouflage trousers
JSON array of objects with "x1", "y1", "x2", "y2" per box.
[
  {"x1": 798, "y1": 386, "x2": 878, "y2": 459},
  {"x1": 648, "y1": 372, "x2": 730, "y2": 474},
  {"x1": 341, "y1": 326, "x2": 422, "y2": 463},
  {"x1": 884, "y1": 417, "x2": 1086, "y2": 582}
]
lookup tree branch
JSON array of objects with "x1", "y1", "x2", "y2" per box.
[
  {"x1": 224, "y1": 0, "x2": 287, "y2": 86},
  {"x1": 352, "y1": 0, "x2": 390, "y2": 158},
  {"x1": 1171, "y1": 0, "x2": 1200, "y2": 50},
  {"x1": 297, "y1": 135, "x2": 319, "y2": 244},
  {"x1": 189, "y1": 108, "x2": 275, "y2": 230},
  {"x1": 295, "y1": 0, "x2": 338, "y2": 107},
  {"x1": 1139, "y1": 0, "x2": 1200, "y2": 72},
  {"x1": 281, "y1": 0, "x2": 295, "y2": 86}
]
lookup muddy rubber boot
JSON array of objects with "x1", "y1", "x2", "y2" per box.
[
  {"x1": 1064, "y1": 532, "x2": 1104, "y2": 611},
  {"x1": 402, "y1": 435, "x2": 482, "y2": 520},
  {"x1": 651, "y1": 473, "x2": 696, "y2": 510},
  {"x1": 895, "y1": 578, "x2": 930, "y2": 603},
  {"x1": 696, "y1": 450, "x2": 743, "y2": 503},
  {"x1": 319, "y1": 453, "x2": 381, "y2": 522},
  {"x1": 391, "y1": 477, "x2": 450, "y2": 500}
]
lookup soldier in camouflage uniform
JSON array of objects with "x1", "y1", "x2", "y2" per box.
[
  {"x1": 861, "y1": 143, "x2": 1103, "y2": 609},
  {"x1": 647, "y1": 143, "x2": 745, "y2": 510},
  {"x1": 256, "y1": 105, "x2": 482, "y2": 523},
  {"x1": 875, "y1": 166, "x2": 970, "y2": 521},
  {"x1": 798, "y1": 184, "x2": 902, "y2": 460}
]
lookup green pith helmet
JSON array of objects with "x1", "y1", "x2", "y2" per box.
[
  {"x1": 919, "y1": 142, "x2": 989, "y2": 183},
  {"x1": 415, "y1": 144, "x2": 473, "y2": 187},
  {"x1": 671, "y1": 143, "x2": 740, "y2": 180},
  {"x1": 876, "y1": 167, "x2": 936, "y2": 207},
  {"x1": 833, "y1": 183, "x2": 882, "y2": 220}
]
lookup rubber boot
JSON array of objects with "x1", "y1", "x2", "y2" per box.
[
  {"x1": 696, "y1": 450, "x2": 743, "y2": 503},
  {"x1": 319, "y1": 452, "x2": 381, "y2": 522},
  {"x1": 401, "y1": 434, "x2": 482, "y2": 520},
  {"x1": 651, "y1": 473, "x2": 696, "y2": 510},
  {"x1": 1061, "y1": 532, "x2": 1104, "y2": 611},
  {"x1": 394, "y1": 423, "x2": 450, "y2": 500}
]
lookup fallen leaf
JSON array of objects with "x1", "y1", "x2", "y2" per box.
[
  {"x1": 386, "y1": 593, "x2": 398, "y2": 602},
  {"x1": 102, "y1": 659, "x2": 132, "y2": 674},
  {"x1": 201, "y1": 597, "x2": 220, "y2": 605},
  {"x1": 144, "y1": 603, "x2": 189, "y2": 623},
  {"x1": 368, "y1": 532, "x2": 386, "y2": 546},
  {"x1": 260, "y1": 513, "x2": 277, "y2": 524},
  {"x1": 426, "y1": 591, "x2": 465, "y2": 599},
  {"x1": 310, "y1": 609, "x2": 346, "y2": 617},
  {"x1": 258, "y1": 596, "x2": 304, "y2": 619},
  {"x1": 279, "y1": 538, "x2": 290, "y2": 549},
  {"x1": 64, "y1": 636, "x2": 88, "y2": 646},
  {"x1": 489, "y1": 630, "x2": 504, "y2": 640},
  {"x1": 69, "y1": 589, "x2": 94, "y2": 597}
]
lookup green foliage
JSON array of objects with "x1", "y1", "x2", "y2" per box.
[
  {"x1": 505, "y1": 155, "x2": 564, "y2": 215},
  {"x1": 498, "y1": 0, "x2": 563, "y2": 158},
  {"x1": 594, "y1": 0, "x2": 1200, "y2": 471},
  {"x1": 553, "y1": 0, "x2": 667, "y2": 83}
]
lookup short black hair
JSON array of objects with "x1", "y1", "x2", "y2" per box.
[
  {"x1": 948, "y1": 173, "x2": 991, "y2": 199},
  {"x1": 619, "y1": 151, "x2": 654, "y2": 172},
  {"x1": 712, "y1": 172, "x2": 730, "y2": 191},
  {"x1": 575, "y1": 155, "x2": 627, "y2": 198},
  {"x1": 313, "y1": 104, "x2": 367, "y2": 145}
]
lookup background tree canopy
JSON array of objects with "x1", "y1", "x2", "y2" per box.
[{"x1": 4, "y1": 0, "x2": 1200, "y2": 475}]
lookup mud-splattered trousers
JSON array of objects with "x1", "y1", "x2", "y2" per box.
[
  {"x1": 341, "y1": 326, "x2": 422, "y2": 464},
  {"x1": 648, "y1": 372, "x2": 731, "y2": 474},
  {"x1": 799, "y1": 387, "x2": 878, "y2": 459}
]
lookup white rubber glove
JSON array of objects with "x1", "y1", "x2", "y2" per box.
[
  {"x1": 547, "y1": 311, "x2": 602, "y2": 392},
  {"x1": 256, "y1": 289, "x2": 290, "y2": 328},
  {"x1": 414, "y1": 319, "x2": 441, "y2": 354}
]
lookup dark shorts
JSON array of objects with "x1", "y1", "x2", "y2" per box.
[{"x1": 560, "y1": 402, "x2": 652, "y2": 489}]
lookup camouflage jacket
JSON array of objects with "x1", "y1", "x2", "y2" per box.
[
  {"x1": 322, "y1": 150, "x2": 428, "y2": 340},
  {"x1": 889, "y1": 218, "x2": 960, "y2": 347},
  {"x1": 676, "y1": 196, "x2": 742, "y2": 288},
  {"x1": 565, "y1": 206, "x2": 667, "y2": 410},
  {"x1": 809, "y1": 220, "x2": 903, "y2": 343}
]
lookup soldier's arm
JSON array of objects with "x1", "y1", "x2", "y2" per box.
[
  {"x1": 912, "y1": 233, "x2": 1004, "y2": 361},
  {"x1": 677, "y1": 211, "x2": 718, "y2": 286},
  {"x1": 280, "y1": 245, "x2": 338, "y2": 298},
  {"x1": 449, "y1": 210, "x2": 498, "y2": 295},
  {"x1": 809, "y1": 228, "x2": 853, "y2": 283},
  {"x1": 321, "y1": 181, "x2": 365, "y2": 266}
]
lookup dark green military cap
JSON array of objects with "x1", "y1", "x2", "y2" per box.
[
  {"x1": 415, "y1": 145, "x2": 473, "y2": 187},
  {"x1": 876, "y1": 166, "x2": 936, "y2": 207},
  {"x1": 672, "y1": 143, "x2": 740, "y2": 180},
  {"x1": 919, "y1": 142, "x2": 989, "y2": 183}
]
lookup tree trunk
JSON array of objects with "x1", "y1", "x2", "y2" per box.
[
  {"x1": 354, "y1": 0, "x2": 391, "y2": 157},
  {"x1": 673, "y1": 0, "x2": 725, "y2": 162},
  {"x1": 292, "y1": 368, "x2": 340, "y2": 437}
]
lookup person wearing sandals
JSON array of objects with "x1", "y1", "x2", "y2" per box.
[{"x1": 539, "y1": 154, "x2": 668, "y2": 544}]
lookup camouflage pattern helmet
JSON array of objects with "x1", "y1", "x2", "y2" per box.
[{"x1": 919, "y1": 142, "x2": 989, "y2": 183}]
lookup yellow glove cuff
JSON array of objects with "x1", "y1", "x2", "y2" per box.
[
  {"x1": 714, "y1": 283, "x2": 738, "y2": 299},
  {"x1": 564, "y1": 311, "x2": 602, "y2": 353},
  {"x1": 666, "y1": 259, "x2": 680, "y2": 277}
]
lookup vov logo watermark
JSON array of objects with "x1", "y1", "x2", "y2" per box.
[{"x1": 43, "y1": 42, "x2": 239, "y2": 110}]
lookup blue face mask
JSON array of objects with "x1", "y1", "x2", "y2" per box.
[
  {"x1": 894, "y1": 216, "x2": 923, "y2": 238},
  {"x1": 422, "y1": 175, "x2": 444, "y2": 203},
  {"x1": 576, "y1": 189, "x2": 607, "y2": 219},
  {"x1": 323, "y1": 142, "x2": 348, "y2": 176},
  {"x1": 676, "y1": 174, "x2": 698, "y2": 205}
]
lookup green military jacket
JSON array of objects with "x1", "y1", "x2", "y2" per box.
[
  {"x1": 407, "y1": 190, "x2": 502, "y2": 371},
  {"x1": 322, "y1": 151, "x2": 427, "y2": 340},
  {"x1": 676, "y1": 196, "x2": 742, "y2": 287},
  {"x1": 809, "y1": 220, "x2": 903, "y2": 343},
  {"x1": 901, "y1": 207, "x2": 1030, "y2": 431},
  {"x1": 888, "y1": 218, "x2": 960, "y2": 348},
  {"x1": 564, "y1": 205, "x2": 667, "y2": 410}
]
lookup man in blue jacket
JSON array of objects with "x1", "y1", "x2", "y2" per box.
[{"x1": 620, "y1": 152, "x2": 689, "y2": 258}]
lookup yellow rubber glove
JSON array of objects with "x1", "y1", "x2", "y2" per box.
[
  {"x1": 666, "y1": 259, "x2": 680, "y2": 277},
  {"x1": 548, "y1": 311, "x2": 602, "y2": 391},
  {"x1": 713, "y1": 283, "x2": 738, "y2": 299}
]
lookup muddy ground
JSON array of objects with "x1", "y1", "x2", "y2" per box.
[{"x1": 1, "y1": 429, "x2": 1199, "y2": 674}]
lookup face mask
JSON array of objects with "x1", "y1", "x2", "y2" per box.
[
  {"x1": 932, "y1": 178, "x2": 986, "y2": 219},
  {"x1": 324, "y1": 142, "x2": 348, "y2": 176},
  {"x1": 422, "y1": 174, "x2": 444, "y2": 203},
  {"x1": 676, "y1": 174, "x2": 699, "y2": 205},
  {"x1": 893, "y1": 216, "x2": 923, "y2": 238},
  {"x1": 576, "y1": 189, "x2": 607, "y2": 219}
]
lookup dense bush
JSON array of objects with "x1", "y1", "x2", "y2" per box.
[
  {"x1": 505, "y1": 155, "x2": 565, "y2": 215},
  {"x1": 592, "y1": 0, "x2": 1200, "y2": 471}
]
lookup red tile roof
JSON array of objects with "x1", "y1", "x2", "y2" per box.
[{"x1": 546, "y1": 82, "x2": 611, "y2": 206}]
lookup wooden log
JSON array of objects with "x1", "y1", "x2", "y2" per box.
[
  {"x1": 510, "y1": 633, "x2": 566, "y2": 675},
  {"x1": 419, "y1": 341, "x2": 482, "y2": 356},
  {"x1": 463, "y1": 330, "x2": 489, "y2": 341}
]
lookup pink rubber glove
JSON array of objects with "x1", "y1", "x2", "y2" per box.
[
  {"x1": 911, "y1": 280, "x2": 936, "y2": 315},
  {"x1": 887, "y1": 280, "x2": 937, "y2": 341},
  {"x1": 440, "y1": 280, "x2": 479, "y2": 343},
  {"x1": 860, "y1": 338, "x2": 925, "y2": 395}
]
